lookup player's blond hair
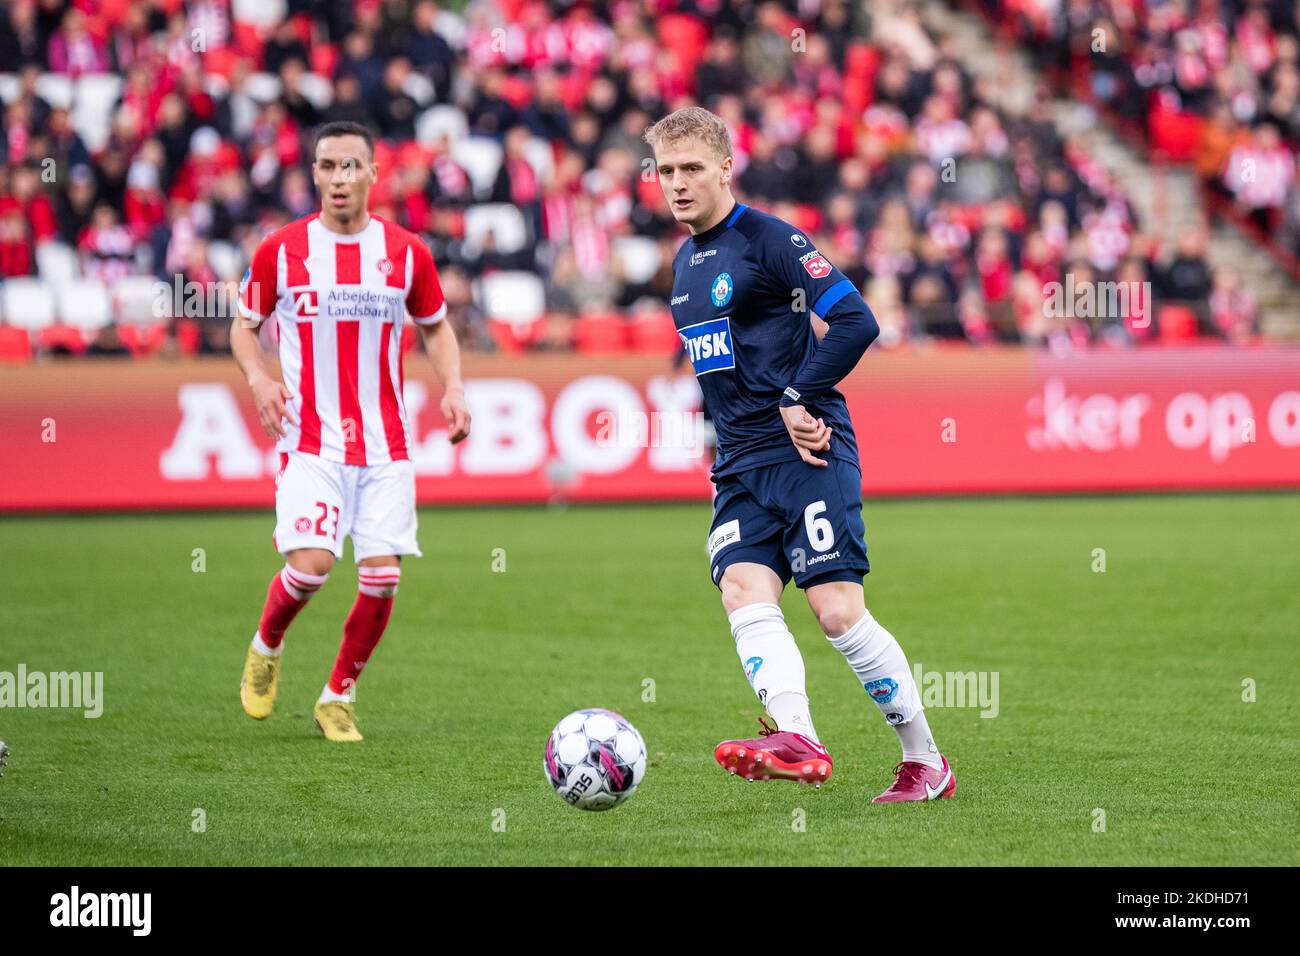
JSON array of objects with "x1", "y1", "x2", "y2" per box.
[{"x1": 643, "y1": 107, "x2": 733, "y2": 161}]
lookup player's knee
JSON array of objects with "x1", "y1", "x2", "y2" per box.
[
  {"x1": 813, "y1": 598, "x2": 865, "y2": 639},
  {"x1": 719, "y1": 572, "x2": 775, "y2": 615},
  {"x1": 287, "y1": 549, "x2": 335, "y2": 577}
]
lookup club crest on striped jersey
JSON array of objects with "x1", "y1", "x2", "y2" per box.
[
  {"x1": 678, "y1": 316, "x2": 735, "y2": 376},
  {"x1": 376, "y1": 257, "x2": 393, "y2": 276}
]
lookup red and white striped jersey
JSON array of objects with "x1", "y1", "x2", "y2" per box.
[{"x1": 238, "y1": 213, "x2": 446, "y2": 465}]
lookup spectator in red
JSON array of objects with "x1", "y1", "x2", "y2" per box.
[
  {"x1": 77, "y1": 204, "x2": 136, "y2": 284},
  {"x1": 10, "y1": 163, "x2": 58, "y2": 243},
  {"x1": 1225, "y1": 122, "x2": 1296, "y2": 234},
  {"x1": 48, "y1": 8, "x2": 109, "y2": 77},
  {"x1": 1209, "y1": 266, "x2": 1258, "y2": 342},
  {"x1": 124, "y1": 160, "x2": 166, "y2": 239},
  {"x1": 0, "y1": 198, "x2": 33, "y2": 277}
]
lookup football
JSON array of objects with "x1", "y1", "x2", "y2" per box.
[{"x1": 544, "y1": 709, "x2": 646, "y2": 811}]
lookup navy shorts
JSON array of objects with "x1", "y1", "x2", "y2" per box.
[{"x1": 707, "y1": 458, "x2": 870, "y2": 590}]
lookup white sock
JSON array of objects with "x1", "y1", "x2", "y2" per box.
[
  {"x1": 826, "y1": 609, "x2": 942, "y2": 770},
  {"x1": 318, "y1": 684, "x2": 352, "y2": 705},
  {"x1": 729, "y1": 602, "x2": 820, "y2": 744},
  {"x1": 251, "y1": 632, "x2": 282, "y2": 657}
]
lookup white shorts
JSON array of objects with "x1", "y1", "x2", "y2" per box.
[{"x1": 273, "y1": 452, "x2": 421, "y2": 562}]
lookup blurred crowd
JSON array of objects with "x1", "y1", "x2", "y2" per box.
[
  {"x1": 0, "y1": 0, "x2": 1270, "y2": 362},
  {"x1": 989, "y1": 0, "x2": 1300, "y2": 271}
]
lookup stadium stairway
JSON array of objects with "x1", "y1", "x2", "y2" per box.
[{"x1": 926, "y1": 0, "x2": 1300, "y2": 342}]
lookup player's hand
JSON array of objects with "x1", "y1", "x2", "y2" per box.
[
  {"x1": 250, "y1": 375, "x2": 297, "y2": 440},
  {"x1": 441, "y1": 386, "x2": 471, "y2": 444},
  {"x1": 780, "y1": 403, "x2": 832, "y2": 468}
]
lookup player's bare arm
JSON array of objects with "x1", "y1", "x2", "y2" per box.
[
  {"x1": 230, "y1": 317, "x2": 296, "y2": 440},
  {"x1": 420, "y1": 319, "x2": 470, "y2": 444}
]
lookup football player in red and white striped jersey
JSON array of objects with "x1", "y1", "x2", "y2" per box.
[{"x1": 231, "y1": 121, "x2": 471, "y2": 742}]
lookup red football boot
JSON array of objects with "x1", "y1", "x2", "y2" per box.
[
  {"x1": 872, "y1": 755, "x2": 956, "y2": 803},
  {"x1": 714, "y1": 717, "x2": 833, "y2": 786}
]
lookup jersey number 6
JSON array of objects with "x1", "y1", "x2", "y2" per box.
[{"x1": 803, "y1": 501, "x2": 835, "y2": 553}]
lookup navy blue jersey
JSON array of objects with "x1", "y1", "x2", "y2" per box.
[{"x1": 670, "y1": 202, "x2": 879, "y2": 478}]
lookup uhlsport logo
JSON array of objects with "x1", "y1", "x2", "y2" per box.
[
  {"x1": 679, "y1": 316, "x2": 735, "y2": 375},
  {"x1": 710, "y1": 272, "x2": 733, "y2": 306},
  {"x1": 864, "y1": 677, "x2": 898, "y2": 704},
  {"x1": 50, "y1": 886, "x2": 151, "y2": 936}
]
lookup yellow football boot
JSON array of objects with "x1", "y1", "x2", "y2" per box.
[
  {"x1": 239, "y1": 644, "x2": 281, "y2": 720},
  {"x1": 314, "y1": 700, "x2": 363, "y2": 742}
]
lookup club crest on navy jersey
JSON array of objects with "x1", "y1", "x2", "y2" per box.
[{"x1": 710, "y1": 272, "x2": 733, "y2": 307}]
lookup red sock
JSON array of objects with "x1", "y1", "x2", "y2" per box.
[
  {"x1": 257, "y1": 566, "x2": 328, "y2": 649},
  {"x1": 328, "y1": 567, "x2": 401, "y2": 695}
]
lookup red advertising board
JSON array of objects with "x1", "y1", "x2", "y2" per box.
[{"x1": 1, "y1": 347, "x2": 1297, "y2": 512}]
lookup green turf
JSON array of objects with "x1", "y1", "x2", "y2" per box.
[{"x1": 0, "y1": 495, "x2": 1296, "y2": 866}]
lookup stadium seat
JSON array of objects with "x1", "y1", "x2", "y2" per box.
[
  {"x1": 71, "y1": 74, "x2": 123, "y2": 153},
  {"x1": 231, "y1": 0, "x2": 283, "y2": 32},
  {"x1": 402, "y1": 72, "x2": 435, "y2": 107},
  {"x1": 34, "y1": 73, "x2": 73, "y2": 110},
  {"x1": 1, "y1": 278, "x2": 56, "y2": 331},
  {"x1": 176, "y1": 317, "x2": 203, "y2": 356},
  {"x1": 628, "y1": 311, "x2": 680, "y2": 355},
  {"x1": 0, "y1": 324, "x2": 32, "y2": 363},
  {"x1": 243, "y1": 72, "x2": 283, "y2": 105},
  {"x1": 118, "y1": 321, "x2": 169, "y2": 358},
  {"x1": 310, "y1": 44, "x2": 339, "y2": 79},
  {"x1": 479, "y1": 271, "x2": 545, "y2": 325},
  {"x1": 612, "y1": 237, "x2": 662, "y2": 284},
  {"x1": 416, "y1": 105, "x2": 469, "y2": 147},
  {"x1": 1158, "y1": 304, "x2": 1200, "y2": 343},
  {"x1": 207, "y1": 241, "x2": 243, "y2": 281},
  {"x1": 295, "y1": 72, "x2": 334, "y2": 111},
  {"x1": 451, "y1": 137, "x2": 504, "y2": 200},
  {"x1": 521, "y1": 135, "x2": 555, "y2": 186},
  {"x1": 487, "y1": 317, "x2": 545, "y2": 354},
  {"x1": 113, "y1": 275, "x2": 166, "y2": 326},
  {"x1": 464, "y1": 204, "x2": 528, "y2": 255},
  {"x1": 574, "y1": 313, "x2": 629, "y2": 355},
  {"x1": 56, "y1": 279, "x2": 113, "y2": 334},
  {"x1": 35, "y1": 242, "x2": 80, "y2": 285},
  {"x1": 38, "y1": 323, "x2": 86, "y2": 355}
]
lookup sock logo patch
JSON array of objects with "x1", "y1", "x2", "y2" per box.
[
  {"x1": 864, "y1": 677, "x2": 899, "y2": 704},
  {"x1": 743, "y1": 656, "x2": 764, "y2": 685}
]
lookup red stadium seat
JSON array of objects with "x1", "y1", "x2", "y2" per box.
[
  {"x1": 0, "y1": 325, "x2": 32, "y2": 363},
  {"x1": 310, "y1": 44, "x2": 339, "y2": 78},
  {"x1": 1158, "y1": 304, "x2": 1199, "y2": 343},
  {"x1": 488, "y1": 318, "x2": 544, "y2": 354},
  {"x1": 628, "y1": 312, "x2": 680, "y2": 355},
  {"x1": 175, "y1": 318, "x2": 203, "y2": 356},
  {"x1": 38, "y1": 324, "x2": 87, "y2": 355},
  {"x1": 573, "y1": 313, "x2": 628, "y2": 355},
  {"x1": 845, "y1": 43, "x2": 879, "y2": 82},
  {"x1": 657, "y1": 14, "x2": 709, "y2": 69},
  {"x1": 118, "y1": 322, "x2": 169, "y2": 358}
]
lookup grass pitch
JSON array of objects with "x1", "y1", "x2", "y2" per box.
[{"x1": 0, "y1": 495, "x2": 1296, "y2": 866}]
